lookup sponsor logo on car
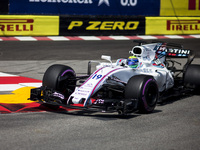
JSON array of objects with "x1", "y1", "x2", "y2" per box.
[
  {"x1": 168, "y1": 49, "x2": 190, "y2": 55},
  {"x1": 0, "y1": 19, "x2": 34, "y2": 32},
  {"x1": 167, "y1": 20, "x2": 200, "y2": 31},
  {"x1": 167, "y1": 49, "x2": 190, "y2": 57},
  {"x1": 156, "y1": 44, "x2": 190, "y2": 56}
]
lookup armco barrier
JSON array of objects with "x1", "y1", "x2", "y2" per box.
[
  {"x1": 59, "y1": 16, "x2": 145, "y2": 36},
  {"x1": 160, "y1": 0, "x2": 200, "y2": 16},
  {"x1": 146, "y1": 17, "x2": 200, "y2": 35},
  {"x1": 9, "y1": 0, "x2": 160, "y2": 16},
  {"x1": 1, "y1": 15, "x2": 200, "y2": 36},
  {"x1": 0, "y1": 15, "x2": 59, "y2": 36}
]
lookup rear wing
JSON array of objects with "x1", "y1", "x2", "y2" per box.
[
  {"x1": 147, "y1": 40, "x2": 193, "y2": 58},
  {"x1": 166, "y1": 42, "x2": 191, "y2": 58},
  {"x1": 133, "y1": 40, "x2": 195, "y2": 71},
  {"x1": 165, "y1": 43, "x2": 195, "y2": 71},
  {"x1": 133, "y1": 40, "x2": 195, "y2": 59},
  {"x1": 166, "y1": 48, "x2": 191, "y2": 57}
]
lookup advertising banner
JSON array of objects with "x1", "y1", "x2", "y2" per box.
[
  {"x1": 59, "y1": 16, "x2": 145, "y2": 36},
  {"x1": 0, "y1": 0, "x2": 9, "y2": 14},
  {"x1": 160, "y1": 0, "x2": 200, "y2": 16},
  {"x1": 0, "y1": 15, "x2": 59, "y2": 36},
  {"x1": 9, "y1": 0, "x2": 160, "y2": 16},
  {"x1": 146, "y1": 17, "x2": 200, "y2": 35}
]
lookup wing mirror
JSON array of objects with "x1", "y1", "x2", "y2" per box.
[
  {"x1": 101, "y1": 55, "x2": 113, "y2": 67},
  {"x1": 101, "y1": 55, "x2": 112, "y2": 63}
]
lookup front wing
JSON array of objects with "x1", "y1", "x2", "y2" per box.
[{"x1": 29, "y1": 86, "x2": 138, "y2": 115}]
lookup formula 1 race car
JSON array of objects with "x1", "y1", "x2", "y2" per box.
[{"x1": 29, "y1": 41, "x2": 200, "y2": 115}]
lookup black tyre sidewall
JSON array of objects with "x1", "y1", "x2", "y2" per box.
[
  {"x1": 125, "y1": 75, "x2": 158, "y2": 113},
  {"x1": 139, "y1": 78, "x2": 158, "y2": 113},
  {"x1": 43, "y1": 64, "x2": 76, "y2": 92},
  {"x1": 184, "y1": 64, "x2": 200, "y2": 89}
]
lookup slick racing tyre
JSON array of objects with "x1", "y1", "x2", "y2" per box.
[
  {"x1": 125, "y1": 75, "x2": 158, "y2": 113},
  {"x1": 43, "y1": 64, "x2": 76, "y2": 97},
  {"x1": 184, "y1": 64, "x2": 200, "y2": 89}
]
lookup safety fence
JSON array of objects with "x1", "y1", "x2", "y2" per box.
[
  {"x1": 1, "y1": 0, "x2": 198, "y2": 16},
  {"x1": 1, "y1": 15, "x2": 200, "y2": 36}
]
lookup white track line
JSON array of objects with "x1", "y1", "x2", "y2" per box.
[
  {"x1": 79, "y1": 36, "x2": 101, "y2": 40},
  {"x1": 190, "y1": 35, "x2": 200, "y2": 38},
  {"x1": 137, "y1": 35, "x2": 158, "y2": 39},
  {"x1": 47, "y1": 36, "x2": 70, "y2": 41},
  {"x1": 109, "y1": 36, "x2": 130, "y2": 40},
  {"x1": 15, "y1": 37, "x2": 37, "y2": 41},
  {"x1": 0, "y1": 84, "x2": 22, "y2": 92},
  {"x1": 0, "y1": 72, "x2": 17, "y2": 77},
  {"x1": 164, "y1": 35, "x2": 184, "y2": 39}
]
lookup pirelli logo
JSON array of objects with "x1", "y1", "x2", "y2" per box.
[
  {"x1": 0, "y1": 19, "x2": 34, "y2": 31},
  {"x1": 167, "y1": 20, "x2": 200, "y2": 31}
]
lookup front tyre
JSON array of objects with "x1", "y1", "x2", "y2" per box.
[
  {"x1": 43, "y1": 64, "x2": 76, "y2": 97},
  {"x1": 125, "y1": 75, "x2": 158, "y2": 113}
]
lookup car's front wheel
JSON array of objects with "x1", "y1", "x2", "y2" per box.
[
  {"x1": 125, "y1": 75, "x2": 159, "y2": 113},
  {"x1": 43, "y1": 64, "x2": 76, "y2": 97}
]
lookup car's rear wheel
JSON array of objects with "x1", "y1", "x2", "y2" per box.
[
  {"x1": 43, "y1": 64, "x2": 76, "y2": 97},
  {"x1": 125, "y1": 75, "x2": 158, "y2": 113},
  {"x1": 184, "y1": 64, "x2": 200, "y2": 90}
]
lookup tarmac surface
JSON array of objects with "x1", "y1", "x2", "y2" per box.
[{"x1": 0, "y1": 39, "x2": 200, "y2": 150}]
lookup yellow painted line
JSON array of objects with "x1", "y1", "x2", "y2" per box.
[{"x1": 0, "y1": 87, "x2": 35, "y2": 104}]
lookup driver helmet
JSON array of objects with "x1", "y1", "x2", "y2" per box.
[{"x1": 127, "y1": 56, "x2": 139, "y2": 68}]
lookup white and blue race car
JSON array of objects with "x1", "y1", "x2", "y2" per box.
[{"x1": 30, "y1": 41, "x2": 200, "y2": 115}]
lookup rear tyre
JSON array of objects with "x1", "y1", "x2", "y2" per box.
[
  {"x1": 184, "y1": 64, "x2": 200, "y2": 90},
  {"x1": 43, "y1": 64, "x2": 76, "y2": 97},
  {"x1": 125, "y1": 75, "x2": 158, "y2": 113}
]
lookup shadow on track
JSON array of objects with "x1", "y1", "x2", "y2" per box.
[
  {"x1": 157, "y1": 93, "x2": 194, "y2": 106},
  {"x1": 41, "y1": 104, "x2": 162, "y2": 120}
]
